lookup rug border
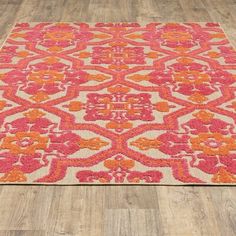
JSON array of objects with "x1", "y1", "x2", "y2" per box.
[
  {"x1": 2, "y1": 21, "x2": 235, "y2": 53},
  {"x1": 0, "y1": 183, "x2": 235, "y2": 186}
]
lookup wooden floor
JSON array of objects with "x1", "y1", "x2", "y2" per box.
[{"x1": 0, "y1": 0, "x2": 236, "y2": 235}]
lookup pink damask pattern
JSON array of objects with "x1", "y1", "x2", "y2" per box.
[{"x1": 0, "y1": 22, "x2": 235, "y2": 184}]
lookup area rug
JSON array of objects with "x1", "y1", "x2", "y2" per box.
[{"x1": 0, "y1": 22, "x2": 235, "y2": 185}]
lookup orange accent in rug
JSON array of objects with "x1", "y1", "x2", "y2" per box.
[{"x1": 0, "y1": 22, "x2": 235, "y2": 184}]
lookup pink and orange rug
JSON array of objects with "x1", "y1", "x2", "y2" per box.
[{"x1": 0, "y1": 22, "x2": 235, "y2": 185}]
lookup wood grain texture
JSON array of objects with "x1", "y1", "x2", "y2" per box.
[{"x1": 0, "y1": 0, "x2": 236, "y2": 235}]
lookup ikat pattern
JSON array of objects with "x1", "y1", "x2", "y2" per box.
[{"x1": 0, "y1": 22, "x2": 236, "y2": 184}]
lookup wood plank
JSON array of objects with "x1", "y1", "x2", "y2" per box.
[
  {"x1": 45, "y1": 186, "x2": 105, "y2": 236},
  {"x1": 104, "y1": 209, "x2": 164, "y2": 236},
  {"x1": 0, "y1": 0, "x2": 23, "y2": 45},
  {"x1": 0, "y1": 230, "x2": 45, "y2": 236}
]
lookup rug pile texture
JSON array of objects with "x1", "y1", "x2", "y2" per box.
[{"x1": 0, "y1": 22, "x2": 235, "y2": 184}]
